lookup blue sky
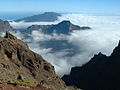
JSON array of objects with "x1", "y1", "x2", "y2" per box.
[{"x1": 0, "y1": 0, "x2": 120, "y2": 14}]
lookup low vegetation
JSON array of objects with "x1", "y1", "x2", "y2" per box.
[{"x1": 13, "y1": 78, "x2": 37, "y2": 87}]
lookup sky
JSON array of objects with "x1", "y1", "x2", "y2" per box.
[{"x1": 0, "y1": 0, "x2": 120, "y2": 14}]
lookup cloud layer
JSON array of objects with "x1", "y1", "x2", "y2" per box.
[{"x1": 10, "y1": 14, "x2": 120, "y2": 76}]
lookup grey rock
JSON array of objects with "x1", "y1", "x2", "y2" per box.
[{"x1": 0, "y1": 19, "x2": 13, "y2": 32}]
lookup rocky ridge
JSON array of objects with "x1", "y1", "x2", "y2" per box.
[
  {"x1": 62, "y1": 41, "x2": 120, "y2": 90},
  {"x1": 0, "y1": 32, "x2": 76, "y2": 90},
  {"x1": 27, "y1": 20, "x2": 91, "y2": 34}
]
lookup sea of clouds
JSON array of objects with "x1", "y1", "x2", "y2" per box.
[{"x1": 9, "y1": 14, "x2": 120, "y2": 76}]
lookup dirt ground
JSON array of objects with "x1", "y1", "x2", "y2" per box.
[{"x1": 0, "y1": 83, "x2": 52, "y2": 90}]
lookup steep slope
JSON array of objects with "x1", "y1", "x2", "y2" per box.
[
  {"x1": 27, "y1": 20, "x2": 91, "y2": 34},
  {"x1": 62, "y1": 41, "x2": 120, "y2": 90},
  {"x1": 0, "y1": 19, "x2": 13, "y2": 32},
  {"x1": 15, "y1": 12, "x2": 61, "y2": 22},
  {"x1": 0, "y1": 32, "x2": 76, "y2": 90}
]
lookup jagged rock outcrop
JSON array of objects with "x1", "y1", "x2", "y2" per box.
[
  {"x1": 0, "y1": 19, "x2": 13, "y2": 32},
  {"x1": 0, "y1": 32, "x2": 76, "y2": 90},
  {"x1": 27, "y1": 20, "x2": 91, "y2": 34},
  {"x1": 62, "y1": 41, "x2": 120, "y2": 90},
  {"x1": 15, "y1": 12, "x2": 61, "y2": 22}
]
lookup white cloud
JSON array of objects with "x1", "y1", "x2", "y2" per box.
[
  {"x1": 10, "y1": 14, "x2": 120, "y2": 77},
  {"x1": 31, "y1": 30, "x2": 67, "y2": 42},
  {"x1": 9, "y1": 20, "x2": 60, "y2": 29}
]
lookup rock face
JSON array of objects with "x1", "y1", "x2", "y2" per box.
[
  {"x1": 27, "y1": 20, "x2": 91, "y2": 34},
  {"x1": 0, "y1": 83, "x2": 52, "y2": 90},
  {"x1": 62, "y1": 41, "x2": 120, "y2": 90},
  {"x1": 0, "y1": 32, "x2": 72, "y2": 90},
  {"x1": 0, "y1": 19, "x2": 13, "y2": 32},
  {"x1": 15, "y1": 12, "x2": 61, "y2": 22}
]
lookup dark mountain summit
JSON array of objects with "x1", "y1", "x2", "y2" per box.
[
  {"x1": 25, "y1": 21, "x2": 91, "y2": 59},
  {"x1": 15, "y1": 12, "x2": 61, "y2": 22},
  {"x1": 27, "y1": 20, "x2": 91, "y2": 34},
  {"x1": 62, "y1": 41, "x2": 120, "y2": 90}
]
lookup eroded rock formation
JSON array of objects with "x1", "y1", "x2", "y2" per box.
[{"x1": 0, "y1": 32, "x2": 76, "y2": 90}]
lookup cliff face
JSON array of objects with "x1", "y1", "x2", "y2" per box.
[
  {"x1": 27, "y1": 20, "x2": 91, "y2": 34},
  {"x1": 0, "y1": 32, "x2": 71, "y2": 90},
  {"x1": 62, "y1": 41, "x2": 120, "y2": 90},
  {"x1": 0, "y1": 19, "x2": 13, "y2": 32}
]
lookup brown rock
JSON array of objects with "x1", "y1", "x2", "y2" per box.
[
  {"x1": 0, "y1": 83, "x2": 53, "y2": 90},
  {"x1": 0, "y1": 32, "x2": 75, "y2": 90}
]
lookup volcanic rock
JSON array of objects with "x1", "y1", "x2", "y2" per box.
[
  {"x1": 0, "y1": 83, "x2": 53, "y2": 90},
  {"x1": 62, "y1": 41, "x2": 120, "y2": 90},
  {"x1": 0, "y1": 32, "x2": 74, "y2": 90}
]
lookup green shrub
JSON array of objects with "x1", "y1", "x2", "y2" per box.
[{"x1": 13, "y1": 79, "x2": 37, "y2": 87}]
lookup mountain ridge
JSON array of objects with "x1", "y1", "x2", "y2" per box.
[
  {"x1": 0, "y1": 32, "x2": 77, "y2": 90},
  {"x1": 27, "y1": 20, "x2": 91, "y2": 34},
  {"x1": 15, "y1": 12, "x2": 61, "y2": 22},
  {"x1": 62, "y1": 41, "x2": 120, "y2": 90}
]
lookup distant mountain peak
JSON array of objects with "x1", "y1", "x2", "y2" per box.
[
  {"x1": 27, "y1": 20, "x2": 91, "y2": 34},
  {"x1": 15, "y1": 12, "x2": 61, "y2": 22},
  {"x1": 58, "y1": 20, "x2": 71, "y2": 25},
  {"x1": 43, "y1": 12, "x2": 61, "y2": 16}
]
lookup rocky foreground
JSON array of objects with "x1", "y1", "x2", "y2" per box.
[
  {"x1": 0, "y1": 32, "x2": 77, "y2": 90},
  {"x1": 0, "y1": 83, "x2": 52, "y2": 90}
]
